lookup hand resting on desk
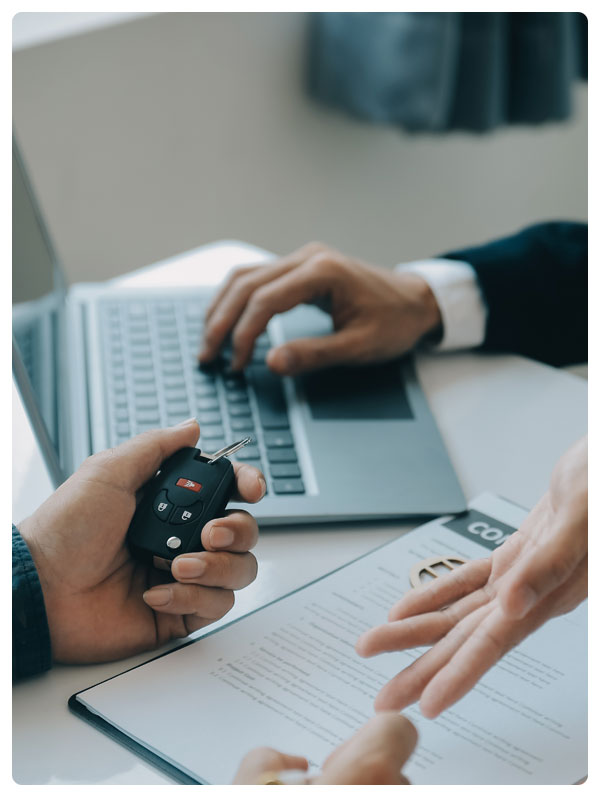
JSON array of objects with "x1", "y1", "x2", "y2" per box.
[
  {"x1": 17, "y1": 419, "x2": 265, "y2": 663},
  {"x1": 233, "y1": 713, "x2": 417, "y2": 784},
  {"x1": 357, "y1": 436, "x2": 588, "y2": 718}
]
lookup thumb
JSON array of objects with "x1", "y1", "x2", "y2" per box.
[
  {"x1": 316, "y1": 713, "x2": 417, "y2": 785},
  {"x1": 85, "y1": 418, "x2": 200, "y2": 493},
  {"x1": 499, "y1": 514, "x2": 587, "y2": 619},
  {"x1": 232, "y1": 747, "x2": 308, "y2": 784},
  {"x1": 266, "y1": 329, "x2": 364, "y2": 375}
]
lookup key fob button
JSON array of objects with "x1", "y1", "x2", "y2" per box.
[
  {"x1": 153, "y1": 491, "x2": 174, "y2": 522},
  {"x1": 172, "y1": 502, "x2": 204, "y2": 524}
]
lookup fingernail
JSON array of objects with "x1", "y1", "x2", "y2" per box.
[
  {"x1": 175, "y1": 417, "x2": 198, "y2": 427},
  {"x1": 174, "y1": 557, "x2": 207, "y2": 579},
  {"x1": 258, "y1": 474, "x2": 267, "y2": 498},
  {"x1": 143, "y1": 587, "x2": 171, "y2": 607},
  {"x1": 210, "y1": 525, "x2": 235, "y2": 548}
]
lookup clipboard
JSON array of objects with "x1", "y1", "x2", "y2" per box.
[
  {"x1": 68, "y1": 495, "x2": 587, "y2": 786},
  {"x1": 68, "y1": 546, "x2": 385, "y2": 785}
]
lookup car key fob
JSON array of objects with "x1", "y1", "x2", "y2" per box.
[{"x1": 127, "y1": 445, "x2": 239, "y2": 570}]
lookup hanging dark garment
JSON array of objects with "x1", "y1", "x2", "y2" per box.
[{"x1": 307, "y1": 12, "x2": 587, "y2": 132}]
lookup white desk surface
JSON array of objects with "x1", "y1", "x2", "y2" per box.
[{"x1": 12, "y1": 241, "x2": 588, "y2": 785}]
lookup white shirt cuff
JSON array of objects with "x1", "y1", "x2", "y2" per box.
[{"x1": 395, "y1": 258, "x2": 488, "y2": 351}]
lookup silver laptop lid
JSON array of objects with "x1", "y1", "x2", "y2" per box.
[{"x1": 12, "y1": 135, "x2": 67, "y2": 484}]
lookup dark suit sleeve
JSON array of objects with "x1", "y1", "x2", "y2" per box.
[
  {"x1": 442, "y1": 222, "x2": 587, "y2": 367},
  {"x1": 13, "y1": 525, "x2": 52, "y2": 680}
]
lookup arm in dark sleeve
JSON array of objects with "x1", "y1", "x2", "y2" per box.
[
  {"x1": 13, "y1": 525, "x2": 52, "y2": 680},
  {"x1": 443, "y1": 222, "x2": 587, "y2": 367}
]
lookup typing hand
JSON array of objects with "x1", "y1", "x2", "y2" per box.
[
  {"x1": 356, "y1": 436, "x2": 587, "y2": 718},
  {"x1": 199, "y1": 242, "x2": 441, "y2": 375},
  {"x1": 233, "y1": 713, "x2": 417, "y2": 784},
  {"x1": 18, "y1": 419, "x2": 265, "y2": 664}
]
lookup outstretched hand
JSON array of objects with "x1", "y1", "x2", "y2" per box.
[
  {"x1": 18, "y1": 419, "x2": 266, "y2": 664},
  {"x1": 357, "y1": 436, "x2": 587, "y2": 718}
]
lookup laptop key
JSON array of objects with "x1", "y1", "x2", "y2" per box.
[
  {"x1": 198, "y1": 411, "x2": 222, "y2": 425},
  {"x1": 116, "y1": 422, "x2": 131, "y2": 436},
  {"x1": 127, "y1": 304, "x2": 146, "y2": 318},
  {"x1": 201, "y1": 425, "x2": 225, "y2": 439},
  {"x1": 134, "y1": 385, "x2": 157, "y2": 398},
  {"x1": 234, "y1": 445, "x2": 261, "y2": 461},
  {"x1": 165, "y1": 388, "x2": 188, "y2": 402},
  {"x1": 226, "y1": 389, "x2": 249, "y2": 403},
  {"x1": 114, "y1": 408, "x2": 129, "y2": 422},
  {"x1": 224, "y1": 375, "x2": 246, "y2": 389},
  {"x1": 195, "y1": 384, "x2": 218, "y2": 398},
  {"x1": 267, "y1": 448, "x2": 297, "y2": 463},
  {"x1": 165, "y1": 377, "x2": 186, "y2": 390},
  {"x1": 230, "y1": 417, "x2": 255, "y2": 432},
  {"x1": 135, "y1": 397, "x2": 159, "y2": 410},
  {"x1": 201, "y1": 438, "x2": 225, "y2": 454},
  {"x1": 264, "y1": 430, "x2": 294, "y2": 448},
  {"x1": 167, "y1": 401, "x2": 190, "y2": 415},
  {"x1": 167, "y1": 414, "x2": 190, "y2": 425},
  {"x1": 269, "y1": 463, "x2": 301, "y2": 478},
  {"x1": 228, "y1": 403, "x2": 252, "y2": 417},
  {"x1": 272, "y1": 478, "x2": 305, "y2": 495},
  {"x1": 136, "y1": 411, "x2": 160, "y2": 424},
  {"x1": 248, "y1": 365, "x2": 290, "y2": 430},
  {"x1": 196, "y1": 398, "x2": 220, "y2": 411}
]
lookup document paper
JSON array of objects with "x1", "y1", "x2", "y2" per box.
[{"x1": 77, "y1": 494, "x2": 587, "y2": 784}]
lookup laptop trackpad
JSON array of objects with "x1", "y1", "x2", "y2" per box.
[
  {"x1": 278, "y1": 304, "x2": 413, "y2": 421},
  {"x1": 299, "y1": 363, "x2": 413, "y2": 420}
]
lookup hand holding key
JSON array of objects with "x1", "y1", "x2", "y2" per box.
[
  {"x1": 199, "y1": 242, "x2": 442, "y2": 375},
  {"x1": 17, "y1": 420, "x2": 266, "y2": 664}
]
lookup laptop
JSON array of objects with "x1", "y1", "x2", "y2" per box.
[{"x1": 12, "y1": 138, "x2": 466, "y2": 525}]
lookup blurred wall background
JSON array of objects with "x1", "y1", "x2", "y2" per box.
[{"x1": 13, "y1": 12, "x2": 587, "y2": 284}]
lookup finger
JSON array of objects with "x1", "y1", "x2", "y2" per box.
[
  {"x1": 265, "y1": 327, "x2": 369, "y2": 376},
  {"x1": 172, "y1": 550, "x2": 258, "y2": 589},
  {"x1": 357, "y1": 579, "x2": 493, "y2": 657},
  {"x1": 204, "y1": 242, "x2": 324, "y2": 326},
  {"x1": 233, "y1": 747, "x2": 309, "y2": 785},
  {"x1": 201, "y1": 248, "x2": 316, "y2": 361},
  {"x1": 231, "y1": 462, "x2": 267, "y2": 503},
  {"x1": 387, "y1": 558, "x2": 491, "y2": 622},
  {"x1": 499, "y1": 515, "x2": 588, "y2": 619},
  {"x1": 373, "y1": 602, "x2": 494, "y2": 712},
  {"x1": 356, "y1": 613, "x2": 454, "y2": 657},
  {"x1": 419, "y1": 603, "x2": 527, "y2": 717},
  {"x1": 82, "y1": 418, "x2": 199, "y2": 492},
  {"x1": 318, "y1": 714, "x2": 417, "y2": 785},
  {"x1": 142, "y1": 582, "x2": 234, "y2": 619},
  {"x1": 200, "y1": 510, "x2": 259, "y2": 552},
  {"x1": 229, "y1": 257, "x2": 337, "y2": 370},
  {"x1": 201, "y1": 267, "x2": 285, "y2": 361},
  {"x1": 204, "y1": 265, "x2": 261, "y2": 323}
]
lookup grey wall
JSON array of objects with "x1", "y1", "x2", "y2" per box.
[{"x1": 13, "y1": 12, "x2": 587, "y2": 285}]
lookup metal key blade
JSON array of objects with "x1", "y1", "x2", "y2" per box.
[{"x1": 207, "y1": 437, "x2": 253, "y2": 465}]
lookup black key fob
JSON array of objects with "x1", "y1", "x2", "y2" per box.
[{"x1": 127, "y1": 447, "x2": 236, "y2": 570}]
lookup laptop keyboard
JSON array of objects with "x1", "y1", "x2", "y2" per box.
[{"x1": 100, "y1": 299, "x2": 305, "y2": 495}]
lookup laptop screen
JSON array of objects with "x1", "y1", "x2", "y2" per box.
[{"x1": 12, "y1": 137, "x2": 66, "y2": 480}]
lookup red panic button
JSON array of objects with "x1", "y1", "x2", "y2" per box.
[{"x1": 176, "y1": 477, "x2": 202, "y2": 493}]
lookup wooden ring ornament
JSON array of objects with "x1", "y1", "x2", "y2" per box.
[{"x1": 409, "y1": 555, "x2": 468, "y2": 589}]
